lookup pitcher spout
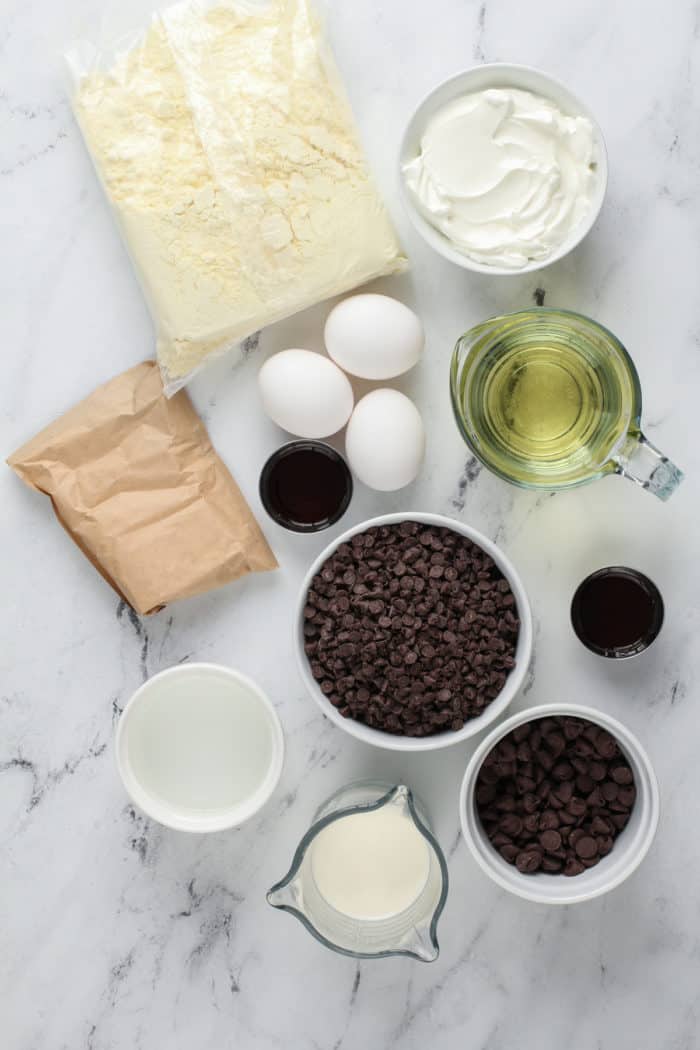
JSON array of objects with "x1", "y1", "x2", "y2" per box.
[{"x1": 266, "y1": 876, "x2": 302, "y2": 911}]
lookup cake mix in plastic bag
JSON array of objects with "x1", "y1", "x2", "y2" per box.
[{"x1": 66, "y1": 0, "x2": 407, "y2": 394}]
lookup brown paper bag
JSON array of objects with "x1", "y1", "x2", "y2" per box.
[{"x1": 8, "y1": 361, "x2": 277, "y2": 614}]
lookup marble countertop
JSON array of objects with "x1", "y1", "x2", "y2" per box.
[{"x1": 2, "y1": 1, "x2": 699, "y2": 1047}]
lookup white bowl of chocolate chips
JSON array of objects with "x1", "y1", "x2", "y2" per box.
[
  {"x1": 460, "y1": 703, "x2": 659, "y2": 904},
  {"x1": 295, "y1": 512, "x2": 533, "y2": 752}
]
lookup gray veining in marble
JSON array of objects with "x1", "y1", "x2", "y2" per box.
[{"x1": 2, "y1": 0, "x2": 700, "y2": 1047}]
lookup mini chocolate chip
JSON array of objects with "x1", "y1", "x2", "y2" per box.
[
  {"x1": 552, "y1": 761, "x2": 574, "y2": 781},
  {"x1": 546, "y1": 732, "x2": 566, "y2": 757},
  {"x1": 522, "y1": 793, "x2": 540, "y2": 814},
  {"x1": 590, "y1": 816, "x2": 612, "y2": 836},
  {"x1": 558, "y1": 810, "x2": 577, "y2": 826},
  {"x1": 562, "y1": 719, "x2": 585, "y2": 741}
]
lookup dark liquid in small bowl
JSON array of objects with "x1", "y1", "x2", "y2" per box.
[
  {"x1": 259, "y1": 441, "x2": 353, "y2": 533},
  {"x1": 571, "y1": 567, "x2": 664, "y2": 658}
]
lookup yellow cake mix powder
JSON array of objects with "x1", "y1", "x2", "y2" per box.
[{"x1": 71, "y1": 0, "x2": 406, "y2": 390}]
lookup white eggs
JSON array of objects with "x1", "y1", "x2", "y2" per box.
[
  {"x1": 324, "y1": 294, "x2": 424, "y2": 380},
  {"x1": 345, "y1": 389, "x2": 425, "y2": 491},
  {"x1": 258, "y1": 349, "x2": 354, "y2": 439}
]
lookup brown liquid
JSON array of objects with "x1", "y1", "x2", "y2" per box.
[
  {"x1": 571, "y1": 567, "x2": 664, "y2": 657},
  {"x1": 260, "y1": 442, "x2": 352, "y2": 532}
]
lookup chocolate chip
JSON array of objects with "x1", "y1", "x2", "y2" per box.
[
  {"x1": 563, "y1": 719, "x2": 585, "y2": 741},
  {"x1": 522, "y1": 793, "x2": 540, "y2": 814},
  {"x1": 564, "y1": 858, "x2": 586, "y2": 877},
  {"x1": 475, "y1": 715, "x2": 636, "y2": 878},
  {"x1": 594, "y1": 730, "x2": 618, "y2": 759},
  {"x1": 617, "y1": 786, "x2": 636, "y2": 808},
  {"x1": 516, "y1": 850, "x2": 542, "y2": 873},
  {"x1": 500, "y1": 814, "x2": 523, "y2": 837},
  {"x1": 304, "y1": 522, "x2": 519, "y2": 736},
  {"x1": 546, "y1": 732, "x2": 566, "y2": 757},
  {"x1": 567, "y1": 796, "x2": 587, "y2": 818},
  {"x1": 539, "y1": 829, "x2": 562, "y2": 852},
  {"x1": 575, "y1": 835, "x2": 598, "y2": 859},
  {"x1": 500, "y1": 844, "x2": 520, "y2": 863}
]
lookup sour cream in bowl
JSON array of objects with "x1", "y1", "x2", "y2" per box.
[{"x1": 399, "y1": 64, "x2": 607, "y2": 275}]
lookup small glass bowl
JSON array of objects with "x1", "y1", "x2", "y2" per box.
[
  {"x1": 259, "y1": 440, "x2": 353, "y2": 534},
  {"x1": 571, "y1": 566, "x2": 664, "y2": 658}
]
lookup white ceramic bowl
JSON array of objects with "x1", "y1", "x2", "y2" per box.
[
  {"x1": 116, "y1": 663, "x2": 284, "y2": 832},
  {"x1": 459, "y1": 703, "x2": 659, "y2": 903},
  {"x1": 295, "y1": 512, "x2": 533, "y2": 752},
  {"x1": 398, "y1": 63, "x2": 608, "y2": 275}
]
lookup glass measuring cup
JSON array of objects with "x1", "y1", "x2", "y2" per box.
[
  {"x1": 266, "y1": 782, "x2": 448, "y2": 962},
  {"x1": 450, "y1": 310, "x2": 683, "y2": 500}
]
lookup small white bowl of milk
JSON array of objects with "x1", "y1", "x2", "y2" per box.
[{"x1": 116, "y1": 663, "x2": 284, "y2": 832}]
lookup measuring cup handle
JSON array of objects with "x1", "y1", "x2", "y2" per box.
[{"x1": 615, "y1": 433, "x2": 684, "y2": 501}]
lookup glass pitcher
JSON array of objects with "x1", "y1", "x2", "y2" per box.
[
  {"x1": 266, "y1": 782, "x2": 448, "y2": 962},
  {"x1": 450, "y1": 309, "x2": 683, "y2": 500}
]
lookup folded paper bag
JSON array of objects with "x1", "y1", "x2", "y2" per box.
[{"x1": 7, "y1": 361, "x2": 277, "y2": 614}]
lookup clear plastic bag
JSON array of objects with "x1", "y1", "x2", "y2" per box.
[{"x1": 66, "y1": 0, "x2": 407, "y2": 394}]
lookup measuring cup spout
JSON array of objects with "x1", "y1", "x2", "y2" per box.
[
  {"x1": 404, "y1": 922, "x2": 440, "y2": 962},
  {"x1": 614, "y1": 433, "x2": 684, "y2": 501},
  {"x1": 266, "y1": 879, "x2": 300, "y2": 911}
]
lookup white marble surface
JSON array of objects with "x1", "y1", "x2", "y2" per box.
[{"x1": 2, "y1": 0, "x2": 699, "y2": 1047}]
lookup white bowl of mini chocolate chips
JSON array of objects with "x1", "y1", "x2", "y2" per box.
[
  {"x1": 460, "y1": 703, "x2": 659, "y2": 904},
  {"x1": 295, "y1": 512, "x2": 533, "y2": 752}
]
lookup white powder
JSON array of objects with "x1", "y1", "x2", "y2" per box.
[{"x1": 72, "y1": 0, "x2": 406, "y2": 390}]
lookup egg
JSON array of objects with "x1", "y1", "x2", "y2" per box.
[
  {"x1": 345, "y1": 389, "x2": 425, "y2": 491},
  {"x1": 324, "y1": 294, "x2": 424, "y2": 380},
  {"x1": 258, "y1": 349, "x2": 354, "y2": 439}
]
